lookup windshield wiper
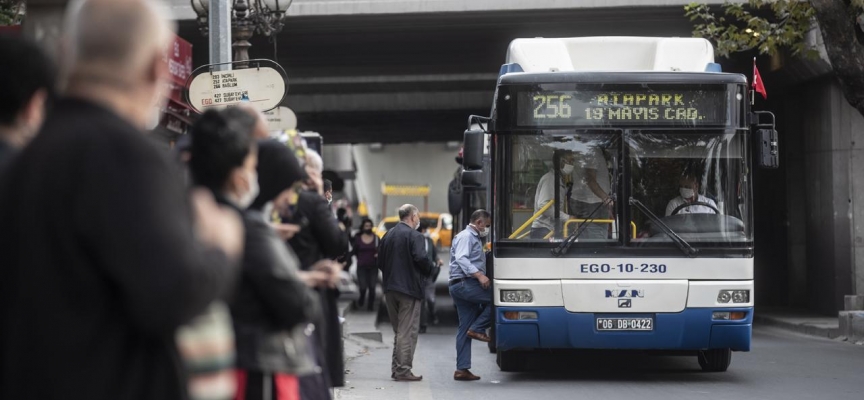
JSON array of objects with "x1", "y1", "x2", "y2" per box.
[
  {"x1": 629, "y1": 197, "x2": 698, "y2": 258},
  {"x1": 551, "y1": 196, "x2": 613, "y2": 257}
]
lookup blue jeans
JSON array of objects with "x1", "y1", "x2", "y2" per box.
[{"x1": 449, "y1": 279, "x2": 492, "y2": 370}]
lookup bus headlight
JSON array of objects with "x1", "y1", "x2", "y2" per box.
[
  {"x1": 501, "y1": 290, "x2": 533, "y2": 303},
  {"x1": 717, "y1": 290, "x2": 750, "y2": 304}
]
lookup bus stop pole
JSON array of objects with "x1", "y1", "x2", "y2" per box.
[{"x1": 208, "y1": 0, "x2": 232, "y2": 71}]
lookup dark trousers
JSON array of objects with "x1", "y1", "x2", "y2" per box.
[
  {"x1": 420, "y1": 268, "x2": 440, "y2": 328},
  {"x1": 356, "y1": 266, "x2": 378, "y2": 311}
]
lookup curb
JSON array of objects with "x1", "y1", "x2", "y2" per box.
[
  {"x1": 753, "y1": 313, "x2": 842, "y2": 340},
  {"x1": 340, "y1": 300, "x2": 383, "y2": 343}
]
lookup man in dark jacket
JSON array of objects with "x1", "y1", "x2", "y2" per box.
[
  {"x1": 377, "y1": 204, "x2": 435, "y2": 381},
  {"x1": 0, "y1": 1, "x2": 243, "y2": 399},
  {"x1": 288, "y1": 149, "x2": 349, "y2": 388},
  {"x1": 418, "y1": 221, "x2": 443, "y2": 333}
]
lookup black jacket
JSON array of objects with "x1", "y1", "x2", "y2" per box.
[
  {"x1": 0, "y1": 98, "x2": 237, "y2": 400},
  {"x1": 229, "y1": 207, "x2": 319, "y2": 374},
  {"x1": 288, "y1": 190, "x2": 348, "y2": 270},
  {"x1": 286, "y1": 189, "x2": 349, "y2": 387},
  {"x1": 377, "y1": 222, "x2": 435, "y2": 300}
]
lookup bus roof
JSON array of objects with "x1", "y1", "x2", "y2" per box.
[
  {"x1": 505, "y1": 37, "x2": 717, "y2": 74},
  {"x1": 498, "y1": 71, "x2": 746, "y2": 86}
]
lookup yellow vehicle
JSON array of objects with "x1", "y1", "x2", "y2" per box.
[{"x1": 374, "y1": 212, "x2": 454, "y2": 248}]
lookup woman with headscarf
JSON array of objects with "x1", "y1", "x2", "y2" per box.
[{"x1": 189, "y1": 109, "x2": 336, "y2": 400}]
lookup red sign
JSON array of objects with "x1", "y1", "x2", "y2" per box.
[{"x1": 163, "y1": 35, "x2": 193, "y2": 105}]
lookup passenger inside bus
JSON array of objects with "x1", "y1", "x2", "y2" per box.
[
  {"x1": 530, "y1": 150, "x2": 576, "y2": 239},
  {"x1": 530, "y1": 144, "x2": 613, "y2": 240},
  {"x1": 665, "y1": 174, "x2": 719, "y2": 216}
]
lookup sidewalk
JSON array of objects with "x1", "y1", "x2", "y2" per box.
[{"x1": 753, "y1": 307, "x2": 842, "y2": 340}]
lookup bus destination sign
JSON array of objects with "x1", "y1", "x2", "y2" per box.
[{"x1": 516, "y1": 87, "x2": 729, "y2": 127}]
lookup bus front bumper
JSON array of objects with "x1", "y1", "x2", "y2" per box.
[{"x1": 495, "y1": 307, "x2": 752, "y2": 352}]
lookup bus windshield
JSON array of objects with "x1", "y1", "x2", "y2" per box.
[
  {"x1": 628, "y1": 131, "x2": 751, "y2": 245},
  {"x1": 501, "y1": 130, "x2": 751, "y2": 247},
  {"x1": 503, "y1": 132, "x2": 621, "y2": 243}
]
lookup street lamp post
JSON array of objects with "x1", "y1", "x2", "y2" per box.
[{"x1": 190, "y1": 0, "x2": 293, "y2": 64}]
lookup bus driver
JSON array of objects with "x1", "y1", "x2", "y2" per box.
[{"x1": 665, "y1": 175, "x2": 718, "y2": 216}]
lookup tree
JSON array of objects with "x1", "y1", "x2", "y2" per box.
[
  {"x1": 685, "y1": 0, "x2": 864, "y2": 118},
  {"x1": 0, "y1": 0, "x2": 24, "y2": 25}
]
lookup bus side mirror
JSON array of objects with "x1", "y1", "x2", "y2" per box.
[
  {"x1": 463, "y1": 129, "x2": 484, "y2": 170},
  {"x1": 461, "y1": 170, "x2": 484, "y2": 188},
  {"x1": 756, "y1": 128, "x2": 779, "y2": 169}
]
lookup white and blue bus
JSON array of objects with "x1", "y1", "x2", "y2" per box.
[{"x1": 460, "y1": 37, "x2": 778, "y2": 372}]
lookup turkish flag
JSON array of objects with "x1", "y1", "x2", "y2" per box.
[{"x1": 753, "y1": 59, "x2": 767, "y2": 99}]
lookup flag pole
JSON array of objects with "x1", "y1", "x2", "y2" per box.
[{"x1": 751, "y1": 57, "x2": 756, "y2": 106}]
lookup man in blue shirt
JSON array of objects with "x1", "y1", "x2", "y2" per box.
[{"x1": 448, "y1": 209, "x2": 492, "y2": 381}]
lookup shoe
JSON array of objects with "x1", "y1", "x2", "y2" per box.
[
  {"x1": 467, "y1": 330, "x2": 491, "y2": 342},
  {"x1": 419, "y1": 326, "x2": 427, "y2": 334},
  {"x1": 394, "y1": 373, "x2": 423, "y2": 382},
  {"x1": 454, "y1": 369, "x2": 481, "y2": 381}
]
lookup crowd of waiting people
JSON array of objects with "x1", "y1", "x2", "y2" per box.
[
  {"x1": 0, "y1": 0, "x2": 362, "y2": 399},
  {"x1": 0, "y1": 0, "x2": 484, "y2": 397}
]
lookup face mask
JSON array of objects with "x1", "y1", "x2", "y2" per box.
[
  {"x1": 363, "y1": 228, "x2": 373, "y2": 234},
  {"x1": 237, "y1": 170, "x2": 259, "y2": 209},
  {"x1": 561, "y1": 163, "x2": 575, "y2": 175},
  {"x1": 471, "y1": 223, "x2": 490, "y2": 238},
  {"x1": 680, "y1": 188, "x2": 695, "y2": 199}
]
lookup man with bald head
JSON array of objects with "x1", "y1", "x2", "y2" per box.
[
  {"x1": 377, "y1": 204, "x2": 435, "y2": 381},
  {"x1": 0, "y1": 1, "x2": 243, "y2": 399}
]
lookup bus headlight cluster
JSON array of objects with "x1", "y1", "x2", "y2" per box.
[
  {"x1": 717, "y1": 290, "x2": 750, "y2": 304},
  {"x1": 501, "y1": 290, "x2": 533, "y2": 303}
]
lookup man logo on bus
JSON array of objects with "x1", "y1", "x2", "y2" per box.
[
  {"x1": 605, "y1": 289, "x2": 645, "y2": 298},
  {"x1": 618, "y1": 299, "x2": 632, "y2": 308}
]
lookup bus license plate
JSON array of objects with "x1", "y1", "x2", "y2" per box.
[{"x1": 596, "y1": 317, "x2": 654, "y2": 331}]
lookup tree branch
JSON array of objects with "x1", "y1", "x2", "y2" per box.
[{"x1": 811, "y1": 0, "x2": 864, "y2": 118}]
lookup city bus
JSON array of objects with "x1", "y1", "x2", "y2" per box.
[{"x1": 460, "y1": 37, "x2": 778, "y2": 372}]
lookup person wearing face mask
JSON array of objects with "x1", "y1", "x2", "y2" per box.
[
  {"x1": 377, "y1": 204, "x2": 435, "y2": 381},
  {"x1": 569, "y1": 144, "x2": 613, "y2": 239},
  {"x1": 190, "y1": 113, "x2": 334, "y2": 400},
  {"x1": 352, "y1": 218, "x2": 380, "y2": 311},
  {"x1": 0, "y1": 35, "x2": 55, "y2": 171},
  {"x1": 418, "y1": 220, "x2": 443, "y2": 334},
  {"x1": 448, "y1": 209, "x2": 492, "y2": 381},
  {"x1": 531, "y1": 150, "x2": 578, "y2": 239},
  {"x1": 665, "y1": 174, "x2": 718, "y2": 216},
  {"x1": 287, "y1": 148, "x2": 350, "y2": 389}
]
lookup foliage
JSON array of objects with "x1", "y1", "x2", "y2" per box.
[
  {"x1": 0, "y1": 0, "x2": 24, "y2": 26},
  {"x1": 685, "y1": 0, "x2": 819, "y2": 59}
]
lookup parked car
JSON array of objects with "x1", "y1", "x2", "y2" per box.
[{"x1": 374, "y1": 212, "x2": 453, "y2": 249}]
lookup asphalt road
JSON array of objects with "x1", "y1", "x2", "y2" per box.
[{"x1": 337, "y1": 300, "x2": 864, "y2": 400}]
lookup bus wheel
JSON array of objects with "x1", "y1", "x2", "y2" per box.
[
  {"x1": 497, "y1": 350, "x2": 526, "y2": 372},
  {"x1": 697, "y1": 348, "x2": 731, "y2": 372}
]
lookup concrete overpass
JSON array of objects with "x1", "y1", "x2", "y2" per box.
[{"x1": 172, "y1": 0, "x2": 733, "y2": 144}]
